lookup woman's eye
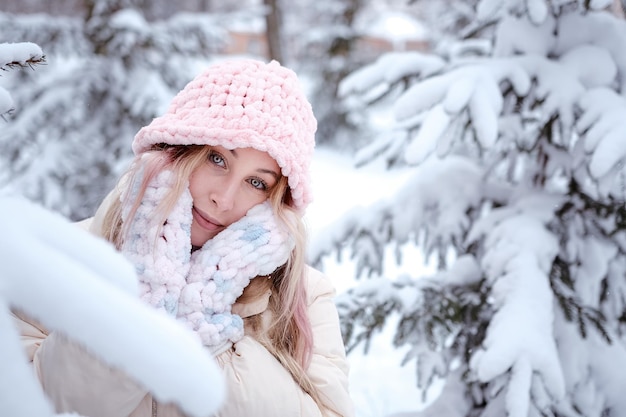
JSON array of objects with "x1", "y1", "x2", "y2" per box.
[
  {"x1": 249, "y1": 178, "x2": 267, "y2": 190},
  {"x1": 209, "y1": 152, "x2": 225, "y2": 166}
]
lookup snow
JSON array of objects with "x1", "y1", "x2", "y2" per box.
[
  {"x1": 0, "y1": 296, "x2": 53, "y2": 417},
  {"x1": 559, "y1": 45, "x2": 617, "y2": 88},
  {"x1": 577, "y1": 88, "x2": 626, "y2": 182},
  {"x1": 0, "y1": 42, "x2": 43, "y2": 114},
  {"x1": 476, "y1": 0, "x2": 506, "y2": 21},
  {"x1": 575, "y1": 236, "x2": 616, "y2": 308},
  {"x1": 0, "y1": 86, "x2": 13, "y2": 116},
  {"x1": 0, "y1": 42, "x2": 42, "y2": 68},
  {"x1": 555, "y1": 309, "x2": 626, "y2": 416},
  {"x1": 469, "y1": 211, "x2": 565, "y2": 417},
  {"x1": 1, "y1": 195, "x2": 224, "y2": 417},
  {"x1": 341, "y1": 10, "x2": 626, "y2": 198},
  {"x1": 405, "y1": 104, "x2": 450, "y2": 164},
  {"x1": 525, "y1": 0, "x2": 548, "y2": 24},
  {"x1": 306, "y1": 149, "x2": 439, "y2": 416},
  {"x1": 109, "y1": 8, "x2": 147, "y2": 31},
  {"x1": 338, "y1": 52, "x2": 445, "y2": 98},
  {"x1": 332, "y1": 4, "x2": 626, "y2": 415},
  {"x1": 306, "y1": 147, "x2": 421, "y2": 287},
  {"x1": 360, "y1": 11, "x2": 428, "y2": 43}
]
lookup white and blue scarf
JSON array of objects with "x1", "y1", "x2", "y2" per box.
[{"x1": 120, "y1": 171, "x2": 294, "y2": 354}]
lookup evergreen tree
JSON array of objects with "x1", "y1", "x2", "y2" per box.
[
  {"x1": 315, "y1": 0, "x2": 626, "y2": 415},
  {"x1": 0, "y1": 0, "x2": 226, "y2": 220},
  {"x1": 285, "y1": 0, "x2": 369, "y2": 150}
]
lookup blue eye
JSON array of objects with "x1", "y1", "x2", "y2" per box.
[
  {"x1": 249, "y1": 178, "x2": 268, "y2": 190},
  {"x1": 209, "y1": 152, "x2": 225, "y2": 166}
]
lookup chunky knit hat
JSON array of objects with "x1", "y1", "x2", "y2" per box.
[{"x1": 133, "y1": 59, "x2": 317, "y2": 211}]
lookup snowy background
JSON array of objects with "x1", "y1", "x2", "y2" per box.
[{"x1": 307, "y1": 148, "x2": 436, "y2": 417}]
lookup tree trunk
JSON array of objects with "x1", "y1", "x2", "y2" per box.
[{"x1": 263, "y1": 0, "x2": 284, "y2": 63}]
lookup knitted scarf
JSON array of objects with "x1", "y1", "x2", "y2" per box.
[{"x1": 120, "y1": 170, "x2": 294, "y2": 353}]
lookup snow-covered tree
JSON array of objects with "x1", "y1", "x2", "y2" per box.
[
  {"x1": 284, "y1": 0, "x2": 371, "y2": 150},
  {"x1": 314, "y1": 1, "x2": 626, "y2": 416},
  {"x1": 0, "y1": 0, "x2": 226, "y2": 220}
]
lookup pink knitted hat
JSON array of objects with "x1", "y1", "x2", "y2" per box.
[{"x1": 133, "y1": 59, "x2": 317, "y2": 211}]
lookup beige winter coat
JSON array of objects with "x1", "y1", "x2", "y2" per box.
[{"x1": 12, "y1": 197, "x2": 354, "y2": 417}]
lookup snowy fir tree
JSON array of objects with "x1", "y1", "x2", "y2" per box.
[
  {"x1": 284, "y1": 0, "x2": 434, "y2": 151},
  {"x1": 312, "y1": 0, "x2": 626, "y2": 416},
  {"x1": 285, "y1": 0, "x2": 369, "y2": 150},
  {"x1": 0, "y1": 0, "x2": 226, "y2": 220}
]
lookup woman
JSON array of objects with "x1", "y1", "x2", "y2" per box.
[{"x1": 14, "y1": 59, "x2": 354, "y2": 417}]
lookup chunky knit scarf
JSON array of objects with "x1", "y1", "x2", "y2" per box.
[{"x1": 120, "y1": 170, "x2": 294, "y2": 353}]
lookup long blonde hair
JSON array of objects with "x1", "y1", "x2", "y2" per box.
[{"x1": 101, "y1": 144, "x2": 331, "y2": 414}]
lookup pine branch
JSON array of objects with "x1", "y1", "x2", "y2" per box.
[
  {"x1": 0, "y1": 49, "x2": 46, "y2": 117},
  {"x1": 0, "y1": 55, "x2": 47, "y2": 73},
  {"x1": 339, "y1": 295, "x2": 400, "y2": 354},
  {"x1": 550, "y1": 257, "x2": 613, "y2": 343}
]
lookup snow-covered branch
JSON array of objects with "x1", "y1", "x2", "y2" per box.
[
  {"x1": 0, "y1": 42, "x2": 44, "y2": 115},
  {"x1": 467, "y1": 193, "x2": 565, "y2": 417},
  {"x1": 0, "y1": 196, "x2": 224, "y2": 417}
]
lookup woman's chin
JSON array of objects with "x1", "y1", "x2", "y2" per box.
[{"x1": 190, "y1": 226, "x2": 215, "y2": 247}]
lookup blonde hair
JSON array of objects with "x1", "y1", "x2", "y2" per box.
[{"x1": 101, "y1": 144, "x2": 331, "y2": 414}]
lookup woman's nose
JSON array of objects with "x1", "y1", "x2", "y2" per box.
[{"x1": 209, "y1": 181, "x2": 236, "y2": 211}]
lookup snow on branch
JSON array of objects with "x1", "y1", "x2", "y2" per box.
[
  {"x1": 467, "y1": 192, "x2": 566, "y2": 417},
  {"x1": 0, "y1": 196, "x2": 224, "y2": 417},
  {"x1": 477, "y1": 0, "x2": 614, "y2": 26},
  {"x1": 337, "y1": 253, "x2": 484, "y2": 400},
  {"x1": 0, "y1": 42, "x2": 44, "y2": 71},
  {"x1": 341, "y1": 9, "x2": 626, "y2": 180},
  {"x1": 576, "y1": 87, "x2": 626, "y2": 189},
  {"x1": 309, "y1": 156, "x2": 496, "y2": 277},
  {"x1": 338, "y1": 51, "x2": 446, "y2": 100},
  {"x1": 0, "y1": 42, "x2": 45, "y2": 116}
]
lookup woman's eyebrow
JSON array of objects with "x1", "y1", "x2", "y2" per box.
[
  {"x1": 258, "y1": 168, "x2": 279, "y2": 179},
  {"x1": 227, "y1": 148, "x2": 279, "y2": 179}
]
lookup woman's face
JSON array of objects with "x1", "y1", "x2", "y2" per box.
[{"x1": 188, "y1": 145, "x2": 281, "y2": 247}]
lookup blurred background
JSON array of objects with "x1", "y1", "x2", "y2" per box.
[{"x1": 0, "y1": 0, "x2": 448, "y2": 220}]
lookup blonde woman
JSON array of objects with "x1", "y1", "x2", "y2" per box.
[{"x1": 14, "y1": 59, "x2": 354, "y2": 417}]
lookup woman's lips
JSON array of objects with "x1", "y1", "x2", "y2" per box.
[{"x1": 192, "y1": 206, "x2": 223, "y2": 232}]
